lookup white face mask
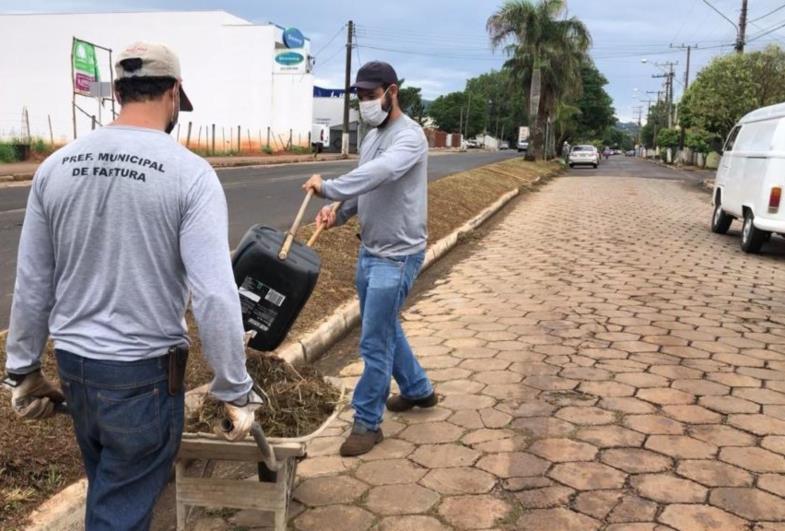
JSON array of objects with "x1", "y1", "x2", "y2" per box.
[{"x1": 359, "y1": 87, "x2": 390, "y2": 127}]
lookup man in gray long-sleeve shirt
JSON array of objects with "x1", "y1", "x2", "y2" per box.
[
  {"x1": 2, "y1": 43, "x2": 260, "y2": 530},
  {"x1": 304, "y1": 61, "x2": 436, "y2": 456}
]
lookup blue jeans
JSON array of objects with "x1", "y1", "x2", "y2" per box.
[
  {"x1": 56, "y1": 350, "x2": 184, "y2": 531},
  {"x1": 352, "y1": 247, "x2": 433, "y2": 431}
]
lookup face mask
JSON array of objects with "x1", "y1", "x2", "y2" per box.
[
  {"x1": 359, "y1": 87, "x2": 390, "y2": 127},
  {"x1": 165, "y1": 84, "x2": 179, "y2": 135}
]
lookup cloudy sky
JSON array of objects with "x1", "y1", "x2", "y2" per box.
[{"x1": 3, "y1": 0, "x2": 785, "y2": 123}]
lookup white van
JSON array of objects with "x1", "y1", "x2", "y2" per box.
[{"x1": 711, "y1": 101, "x2": 785, "y2": 253}]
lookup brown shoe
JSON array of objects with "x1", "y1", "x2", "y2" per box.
[
  {"x1": 386, "y1": 392, "x2": 438, "y2": 413},
  {"x1": 339, "y1": 427, "x2": 384, "y2": 457}
]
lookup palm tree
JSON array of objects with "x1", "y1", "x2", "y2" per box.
[{"x1": 488, "y1": 0, "x2": 591, "y2": 159}]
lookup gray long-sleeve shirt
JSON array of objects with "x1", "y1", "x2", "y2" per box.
[
  {"x1": 5, "y1": 125, "x2": 252, "y2": 402},
  {"x1": 321, "y1": 114, "x2": 428, "y2": 257}
]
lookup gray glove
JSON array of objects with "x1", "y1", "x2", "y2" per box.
[
  {"x1": 221, "y1": 387, "x2": 264, "y2": 442},
  {"x1": 3, "y1": 370, "x2": 65, "y2": 419}
]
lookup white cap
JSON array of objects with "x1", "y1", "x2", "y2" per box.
[{"x1": 115, "y1": 42, "x2": 193, "y2": 111}]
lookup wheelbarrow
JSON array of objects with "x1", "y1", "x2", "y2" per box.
[{"x1": 176, "y1": 375, "x2": 345, "y2": 531}]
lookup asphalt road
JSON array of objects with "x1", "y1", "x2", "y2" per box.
[{"x1": 0, "y1": 150, "x2": 518, "y2": 330}]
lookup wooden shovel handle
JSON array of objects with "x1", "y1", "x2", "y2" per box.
[
  {"x1": 279, "y1": 190, "x2": 314, "y2": 260},
  {"x1": 307, "y1": 201, "x2": 342, "y2": 247}
]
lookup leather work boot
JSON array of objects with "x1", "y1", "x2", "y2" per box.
[
  {"x1": 339, "y1": 426, "x2": 384, "y2": 457},
  {"x1": 386, "y1": 391, "x2": 438, "y2": 413}
]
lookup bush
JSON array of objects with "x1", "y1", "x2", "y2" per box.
[
  {"x1": 262, "y1": 145, "x2": 273, "y2": 155},
  {"x1": 0, "y1": 143, "x2": 19, "y2": 163},
  {"x1": 656, "y1": 128, "x2": 680, "y2": 149},
  {"x1": 32, "y1": 139, "x2": 48, "y2": 154},
  {"x1": 287, "y1": 145, "x2": 312, "y2": 155},
  {"x1": 685, "y1": 129, "x2": 719, "y2": 154}
]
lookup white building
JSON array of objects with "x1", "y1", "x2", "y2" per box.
[{"x1": 0, "y1": 10, "x2": 314, "y2": 149}]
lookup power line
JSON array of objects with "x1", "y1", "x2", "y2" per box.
[
  {"x1": 750, "y1": 3, "x2": 785, "y2": 23},
  {"x1": 312, "y1": 24, "x2": 347, "y2": 58},
  {"x1": 701, "y1": 0, "x2": 738, "y2": 30},
  {"x1": 748, "y1": 19, "x2": 785, "y2": 41},
  {"x1": 355, "y1": 44, "x2": 503, "y2": 61}
]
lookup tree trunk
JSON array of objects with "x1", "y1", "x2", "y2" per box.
[{"x1": 528, "y1": 66, "x2": 545, "y2": 160}]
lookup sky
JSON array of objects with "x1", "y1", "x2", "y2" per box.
[{"x1": 3, "y1": 0, "x2": 785, "y2": 123}]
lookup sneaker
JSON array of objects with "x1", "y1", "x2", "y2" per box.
[
  {"x1": 339, "y1": 426, "x2": 384, "y2": 457},
  {"x1": 386, "y1": 391, "x2": 438, "y2": 412}
]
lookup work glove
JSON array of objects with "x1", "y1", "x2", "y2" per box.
[
  {"x1": 221, "y1": 386, "x2": 264, "y2": 442},
  {"x1": 3, "y1": 370, "x2": 65, "y2": 419}
]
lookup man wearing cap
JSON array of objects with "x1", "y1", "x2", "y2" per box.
[
  {"x1": 303, "y1": 61, "x2": 436, "y2": 456},
  {"x1": 3, "y1": 42, "x2": 261, "y2": 529}
]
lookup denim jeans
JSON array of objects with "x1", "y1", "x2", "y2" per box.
[
  {"x1": 55, "y1": 349, "x2": 184, "y2": 531},
  {"x1": 352, "y1": 247, "x2": 433, "y2": 431}
]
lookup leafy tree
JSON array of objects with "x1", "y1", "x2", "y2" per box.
[
  {"x1": 398, "y1": 84, "x2": 426, "y2": 125},
  {"x1": 427, "y1": 91, "x2": 487, "y2": 137},
  {"x1": 602, "y1": 126, "x2": 634, "y2": 151},
  {"x1": 685, "y1": 129, "x2": 718, "y2": 154},
  {"x1": 465, "y1": 69, "x2": 528, "y2": 143},
  {"x1": 680, "y1": 45, "x2": 785, "y2": 142},
  {"x1": 574, "y1": 62, "x2": 615, "y2": 140},
  {"x1": 487, "y1": 0, "x2": 591, "y2": 160},
  {"x1": 640, "y1": 101, "x2": 669, "y2": 148},
  {"x1": 656, "y1": 128, "x2": 680, "y2": 149}
]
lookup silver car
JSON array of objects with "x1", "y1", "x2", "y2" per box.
[{"x1": 569, "y1": 145, "x2": 599, "y2": 168}]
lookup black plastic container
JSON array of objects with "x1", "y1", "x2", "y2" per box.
[{"x1": 232, "y1": 225, "x2": 321, "y2": 351}]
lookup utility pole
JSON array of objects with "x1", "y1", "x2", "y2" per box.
[
  {"x1": 671, "y1": 44, "x2": 697, "y2": 150},
  {"x1": 646, "y1": 91, "x2": 662, "y2": 149},
  {"x1": 737, "y1": 0, "x2": 748, "y2": 53},
  {"x1": 341, "y1": 20, "x2": 353, "y2": 157},
  {"x1": 633, "y1": 106, "x2": 643, "y2": 147}
]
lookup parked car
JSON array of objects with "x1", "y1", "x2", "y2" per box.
[
  {"x1": 569, "y1": 145, "x2": 599, "y2": 168},
  {"x1": 517, "y1": 140, "x2": 529, "y2": 152},
  {"x1": 465, "y1": 139, "x2": 479, "y2": 149},
  {"x1": 499, "y1": 141, "x2": 510, "y2": 150},
  {"x1": 711, "y1": 101, "x2": 785, "y2": 253},
  {"x1": 625, "y1": 150, "x2": 636, "y2": 157}
]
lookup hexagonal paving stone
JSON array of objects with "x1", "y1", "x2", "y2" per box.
[
  {"x1": 399, "y1": 422, "x2": 464, "y2": 445},
  {"x1": 599, "y1": 397, "x2": 656, "y2": 414},
  {"x1": 428, "y1": 367, "x2": 473, "y2": 382},
  {"x1": 759, "y1": 473, "x2": 785, "y2": 497},
  {"x1": 600, "y1": 448, "x2": 672, "y2": 473},
  {"x1": 409, "y1": 443, "x2": 480, "y2": 469},
  {"x1": 672, "y1": 379, "x2": 730, "y2": 396},
  {"x1": 607, "y1": 495, "x2": 658, "y2": 523},
  {"x1": 436, "y1": 379, "x2": 485, "y2": 396},
  {"x1": 579, "y1": 381, "x2": 637, "y2": 397},
  {"x1": 511, "y1": 416, "x2": 576, "y2": 438},
  {"x1": 710, "y1": 487, "x2": 785, "y2": 521},
  {"x1": 661, "y1": 405, "x2": 722, "y2": 424},
  {"x1": 623, "y1": 414, "x2": 685, "y2": 435},
  {"x1": 516, "y1": 507, "x2": 601, "y2": 530},
  {"x1": 658, "y1": 504, "x2": 748, "y2": 531},
  {"x1": 734, "y1": 387, "x2": 785, "y2": 405},
  {"x1": 459, "y1": 358, "x2": 511, "y2": 372},
  {"x1": 396, "y1": 406, "x2": 453, "y2": 424},
  {"x1": 762, "y1": 435, "x2": 785, "y2": 454},
  {"x1": 419, "y1": 467, "x2": 497, "y2": 495},
  {"x1": 461, "y1": 428, "x2": 515, "y2": 446},
  {"x1": 419, "y1": 356, "x2": 462, "y2": 369},
  {"x1": 524, "y1": 375, "x2": 579, "y2": 391},
  {"x1": 727, "y1": 413, "x2": 785, "y2": 436},
  {"x1": 478, "y1": 407, "x2": 512, "y2": 428},
  {"x1": 293, "y1": 476, "x2": 369, "y2": 506},
  {"x1": 614, "y1": 372, "x2": 670, "y2": 388},
  {"x1": 293, "y1": 505, "x2": 375, "y2": 531},
  {"x1": 438, "y1": 494, "x2": 511, "y2": 529},
  {"x1": 676, "y1": 459, "x2": 753, "y2": 487},
  {"x1": 555, "y1": 406, "x2": 616, "y2": 426},
  {"x1": 355, "y1": 459, "x2": 428, "y2": 485},
  {"x1": 575, "y1": 426, "x2": 646, "y2": 448},
  {"x1": 476, "y1": 452, "x2": 550, "y2": 478},
  {"x1": 719, "y1": 447, "x2": 785, "y2": 473},
  {"x1": 357, "y1": 438, "x2": 415, "y2": 461},
  {"x1": 439, "y1": 394, "x2": 496, "y2": 411},
  {"x1": 375, "y1": 515, "x2": 450, "y2": 531},
  {"x1": 474, "y1": 370, "x2": 523, "y2": 385},
  {"x1": 297, "y1": 456, "x2": 350, "y2": 478},
  {"x1": 515, "y1": 486, "x2": 575, "y2": 509},
  {"x1": 498, "y1": 400, "x2": 556, "y2": 418},
  {"x1": 549, "y1": 462, "x2": 627, "y2": 490},
  {"x1": 650, "y1": 364, "x2": 703, "y2": 379},
  {"x1": 707, "y1": 372, "x2": 762, "y2": 388},
  {"x1": 364, "y1": 484, "x2": 440, "y2": 515},
  {"x1": 631, "y1": 473, "x2": 707, "y2": 503},
  {"x1": 699, "y1": 395, "x2": 760, "y2": 414},
  {"x1": 482, "y1": 383, "x2": 541, "y2": 401},
  {"x1": 528, "y1": 438, "x2": 598, "y2": 462},
  {"x1": 637, "y1": 387, "x2": 695, "y2": 405},
  {"x1": 645, "y1": 435, "x2": 717, "y2": 459},
  {"x1": 573, "y1": 489, "x2": 623, "y2": 520},
  {"x1": 448, "y1": 409, "x2": 484, "y2": 429}
]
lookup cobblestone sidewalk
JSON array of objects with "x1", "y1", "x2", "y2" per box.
[{"x1": 206, "y1": 176, "x2": 785, "y2": 530}]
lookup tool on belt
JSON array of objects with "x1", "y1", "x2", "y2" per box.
[{"x1": 232, "y1": 192, "x2": 341, "y2": 352}]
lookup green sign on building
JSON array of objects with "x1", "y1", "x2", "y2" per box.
[{"x1": 73, "y1": 39, "x2": 99, "y2": 94}]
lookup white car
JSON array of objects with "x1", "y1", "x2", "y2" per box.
[
  {"x1": 569, "y1": 145, "x2": 599, "y2": 168},
  {"x1": 711, "y1": 101, "x2": 785, "y2": 253},
  {"x1": 517, "y1": 140, "x2": 529, "y2": 152}
]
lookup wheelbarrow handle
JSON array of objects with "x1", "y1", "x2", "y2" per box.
[
  {"x1": 306, "y1": 201, "x2": 342, "y2": 248},
  {"x1": 220, "y1": 419, "x2": 282, "y2": 472},
  {"x1": 279, "y1": 189, "x2": 314, "y2": 260}
]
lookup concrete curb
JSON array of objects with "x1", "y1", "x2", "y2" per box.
[{"x1": 15, "y1": 168, "x2": 553, "y2": 530}]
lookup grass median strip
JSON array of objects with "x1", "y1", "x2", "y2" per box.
[{"x1": 0, "y1": 157, "x2": 558, "y2": 528}]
